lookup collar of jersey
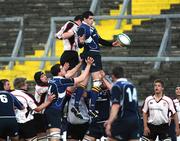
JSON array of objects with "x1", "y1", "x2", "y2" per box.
[
  {"x1": 53, "y1": 76, "x2": 64, "y2": 79},
  {"x1": 82, "y1": 21, "x2": 90, "y2": 27},
  {"x1": 116, "y1": 78, "x2": 128, "y2": 82}
]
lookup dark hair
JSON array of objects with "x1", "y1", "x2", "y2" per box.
[
  {"x1": 112, "y1": 66, "x2": 124, "y2": 78},
  {"x1": 154, "y1": 79, "x2": 165, "y2": 88},
  {"x1": 74, "y1": 15, "x2": 83, "y2": 21},
  {"x1": 13, "y1": 77, "x2": 26, "y2": 89},
  {"x1": 0, "y1": 79, "x2": 9, "y2": 86},
  {"x1": 82, "y1": 11, "x2": 94, "y2": 19},
  {"x1": 34, "y1": 71, "x2": 48, "y2": 86},
  {"x1": 0, "y1": 81, "x2": 4, "y2": 90},
  {"x1": 50, "y1": 64, "x2": 61, "y2": 76}
]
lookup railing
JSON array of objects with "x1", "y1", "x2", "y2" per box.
[
  {"x1": 0, "y1": 17, "x2": 24, "y2": 70},
  {"x1": 116, "y1": 0, "x2": 131, "y2": 29},
  {"x1": 38, "y1": 14, "x2": 180, "y2": 69},
  {"x1": 1, "y1": 14, "x2": 180, "y2": 70}
]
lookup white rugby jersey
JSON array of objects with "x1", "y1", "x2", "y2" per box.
[
  {"x1": 142, "y1": 95, "x2": 176, "y2": 125},
  {"x1": 35, "y1": 85, "x2": 48, "y2": 103},
  {"x1": 67, "y1": 95, "x2": 89, "y2": 124},
  {"x1": 173, "y1": 98, "x2": 180, "y2": 123},
  {"x1": 11, "y1": 89, "x2": 37, "y2": 123},
  {"x1": 56, "y1": 20, "x2": 79, "y2": 51}
]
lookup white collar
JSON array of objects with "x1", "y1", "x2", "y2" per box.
[
  {"x1": 53, "y1": 76, "x2": 64, "y2": 79},
  {"x1": 82, "y1": 21, "x2": 90, "y2": 27},
  {"x1": 116, "y1": 78, "x2": 128, "y2": 82}
]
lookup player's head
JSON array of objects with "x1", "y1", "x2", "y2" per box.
[
  {"x1": 34, "y1": 71, "x2": 48, "y2": 86},
  {"x1": 175, "y1": 85, "x2": 180, "y2": 96},
  {"x1": 82, "y1": 11, "x2": 94, "y2": 26},
  {"x1": 74, "y1": 15, "x2": 83, "y2": 26},
  {"x1": 0, "y1": 79, "x2": 10, "y2": 91},
  {"x1": 111, "y1": 66, "x2": 124, "y2": 82},
  {"x1": 153, "y1": 79, "x2": 164, "y2": 94},
  {"x1": 50, "y1": 63, "x2": 66, "y2": 77},
  {"x1": 74, "y1": 15, "x2": 83, "y2": 21},
  {"x1": 13, "y1": 77, "x2": 27, "y2": 90}
]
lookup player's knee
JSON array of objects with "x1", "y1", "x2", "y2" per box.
[{"x1": 47, "y1": 131, "x2": 61, "y2": 140}]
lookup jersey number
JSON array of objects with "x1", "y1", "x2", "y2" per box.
[
  {"x1": 0, "y1": 95, "x2": 8, "y2": 103},
  {"x1": 126, "y1": 88, "x2": 137, "y2": 102}
]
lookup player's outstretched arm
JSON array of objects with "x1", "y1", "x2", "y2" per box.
[{"x1": 34, "y1": 94, "x2": 55, "y2": 112}]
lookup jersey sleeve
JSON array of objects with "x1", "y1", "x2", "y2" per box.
[
  {"x1": 142, "y1": 97, "x2": 149, "y2": 113},
  {"x1": 98, "y1": 37, "x2": 113, "y2": 46},
  {"x1": 35, "y1": 86, "x2": 48, "y2": 96},
  {"x1": 111, "y1": 85, "x2": 122, "y2": 105},
  {"x1": 169, "y1": 98, "x2": 176, "y2": 115}
]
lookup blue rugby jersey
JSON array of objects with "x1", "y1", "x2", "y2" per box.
[
  {"x1": 111, "y1": 78, "x2": 139, "y2": 119},
  {"x1": 0, "y1": 90, "x2": 23, "y2": 117},
  {"x1": 77, "y1": 22, "x2": 100, "y2": 52},
  {"x1": 46, "y1": 76, "x2": 74, "y2": 110}
]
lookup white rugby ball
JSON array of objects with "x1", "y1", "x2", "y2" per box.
[{"x1": 117, "y1": 33, "x2": 131, "y2": 46}]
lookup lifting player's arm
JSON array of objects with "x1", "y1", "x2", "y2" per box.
[
  {"x1": 73, "y1": 57, "x2": 94, "y2": 85},
  {"x1": 101, "y1": 71, "x2": 112, "y2": 90},
  {"x1": 65, "y1": 60, "x2": 82, "y2": 78},
  {"x1": 34, "y1": 94, "x2": 55, "y2": 112}
]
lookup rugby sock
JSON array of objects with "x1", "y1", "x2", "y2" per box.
[
  {"x1": 74, "y1": 85, "x2": 85, "y2": 108},
  {"x1": 90, "y1": 86, "x2": 101, "y2": 111}
]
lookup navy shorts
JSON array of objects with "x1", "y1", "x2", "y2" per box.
[
  {"x1": 111, "y1": 117, "x2": 140, "y2": 140},
  {"x1": 81, "y1": 51, "x2": 102, "y2": 73},
  {"x1": 44, "y1": 108, "x2": 62, "y2": 129},
  {"x1": 0, "y1": 118, "x2": 19, "y2": 139},
  {"x1": 67, "y1": 122, "x2": 89, "y2": 140},
  {"x1": 60, "y1": 50, "x2": 79, "y2": 70},
  {"x1": 18, "y1": 119, "x2": 37, "y2": 139},
  {"x1": 34, "y1": 113, "x2": 46, "y2": 133},
  {"x1": 86, "y1": 122, "x2": 106, "y2": 139}
]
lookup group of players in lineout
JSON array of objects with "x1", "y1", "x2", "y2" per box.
[{"x1": 1, "y1": 11, "x2": 180, "y2": 141}]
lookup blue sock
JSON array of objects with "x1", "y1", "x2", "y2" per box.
[{"x1": 74, "y1": 85, "x2": 85, "y2": 108}]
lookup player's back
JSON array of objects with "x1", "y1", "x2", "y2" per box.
[
  {"x1": 115, "y1": 80, "x2": 139, "y2": 118},
  {"x1": 0, "y1": 91, "x2": 17, "y2": 117}
]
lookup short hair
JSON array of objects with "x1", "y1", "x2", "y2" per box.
[
  {"x1": 50, "y1": 64, "x2": 61, "y2": 76},
  {"x1": 82, "y1": 11, "x2": 94, "y2": 19},
  {"x1": 112, "y1": 66, "x2": 124, "y2": 78},
  {"x1": 154, "y1": 79, "x2": 165, "y2": 88},
  {"x1": 74, "y1": 15, "x2": 83, "y2": 21},
  {"x1": 13, "y1": 77, "x2": 26, "y2": 89}
]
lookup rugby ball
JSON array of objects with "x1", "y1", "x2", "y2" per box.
[{"x1": 117, "y1": 33, "x2": 131, "y2": 47}]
